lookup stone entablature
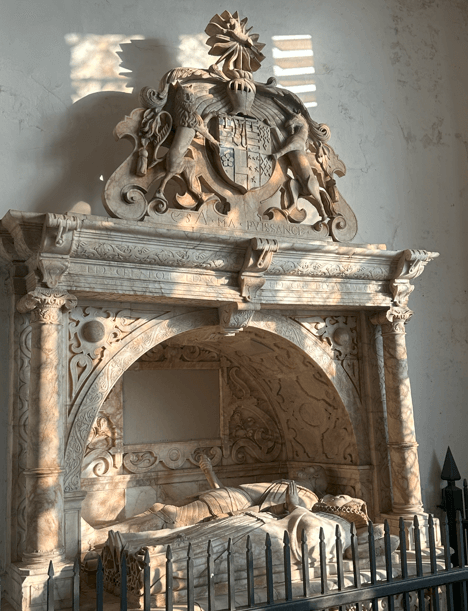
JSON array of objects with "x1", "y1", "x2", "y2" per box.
[{"x1": 0, "y1": 210, "x2": 436, "y2": 310}]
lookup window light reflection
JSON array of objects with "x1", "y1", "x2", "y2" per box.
[{"x1": 272, "y1": 35, "x2": 317, "y2": 108}]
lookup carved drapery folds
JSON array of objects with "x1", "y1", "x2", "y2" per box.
[{"x1": 16, "y1": 288, "x2": 76, "y2": 562}]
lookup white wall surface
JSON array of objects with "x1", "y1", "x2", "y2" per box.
[
  {"x1": 123, "y1": 369, "x2": 220, "y2": 444},
  {"x1": 1, "y1": 0, "x2": 467, "y2": 572}
]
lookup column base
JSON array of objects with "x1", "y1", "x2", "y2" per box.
[
  {"x1": 381, "y1": 512, "x2": 441, "y2": 550},
  {"x1": 5, "y1": 560, "x2": 74, "y2": 611}
]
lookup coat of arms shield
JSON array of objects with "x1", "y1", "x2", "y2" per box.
[{"x1": 214, "y1": 114, "x2": 274, "y2": 193}]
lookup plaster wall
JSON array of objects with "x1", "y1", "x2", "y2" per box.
[
  {"x1": 0, "y1": 0, "x2": 467, "y2": 575},
  {"x1": 123, "y1": 369, "x2": 220, "y2": 444}
]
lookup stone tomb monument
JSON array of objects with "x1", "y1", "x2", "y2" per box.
[{"x1": 0, "y1": 10, "x2": 438, "y2": 611}]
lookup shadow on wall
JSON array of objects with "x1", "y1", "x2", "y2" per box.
[{"x1": 33, "y1": 38, "x2": 176, "y2": 216}]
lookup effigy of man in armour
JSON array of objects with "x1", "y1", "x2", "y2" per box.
[
  {"x1": 81, "y1": 456, "x2": 328, "y2": 549},
  {"x1": 93, "y1": 459, "x2": 397, "y2": 608}
]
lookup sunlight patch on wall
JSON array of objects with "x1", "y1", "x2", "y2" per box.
[
  {"x1": 65, "y1": 34, "x2": 145, "y2": 102},
  {"x1": 178, "y1": 33, "x2": 213, "y2": 69},
  {"x1": 272, "y1": 35, "x2": 317, "y2": 109}
]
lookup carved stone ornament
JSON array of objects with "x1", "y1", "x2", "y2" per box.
[
  {"x1": 390, "y1": 249, "x2": 439, "y2": 309},
  {"x1": 293, "y1": 315, "x2": 360, "y2": 395},
  {"x1": 218, "y1": 302, "x2": 260, "y2": 335},
  {"x1": 103, "y1": 10, "x2": 358, "y2": 242},
  {"x1": 372, "y1": 249, "x2": 439, "y2": 330},
  {"x1": 371, "y1": 306, "x2": 414, "y2": 333},
  {"x1": 239, "y1": 237, "x2": 278, "y2": 301},
  {"x1": 17, "y1": 288, "x2": 77, "y2": 323}
]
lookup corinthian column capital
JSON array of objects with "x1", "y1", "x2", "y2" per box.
[
  {"x1": 17, "y1": 288, "x2": 77, "y2": 323},
  {"x1": 371, "y1": 306, "x2": 413, "y2": 334}
]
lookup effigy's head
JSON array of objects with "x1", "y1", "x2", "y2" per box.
[{"x1": 312, "y1": 494, "x2": 369, "y2": 529}]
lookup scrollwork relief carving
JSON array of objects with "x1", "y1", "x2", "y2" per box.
[
  {"x1": 82, "y1": 415, "x2": 121, "y2": 478},
  {"x1": 267, "y1": 260, "x2": 388, "y2": 281},
  {"x1": 229, "y1": 399, "x2": 282, "y2": 464},
  {"x1": 293, "y1": 315, "x2": 360, "y2": 396},
  {"x1": 120, "y1": 444, "x2": 223, "y2": 474},
  {"x1": 226, "y1": 366, "x2": 282, "y2": 464},
  {"x1": 12, "y1": 313, "x2": 31, "y2": 558},
  {"x1": 139, "y1": 342, "x2": 219, "y2": 364},
  {"x1": 123, "y1": 451, "x2": 159, "y2": 474},
  {"x1": 72, "y1": 240, "x2": 244, "y2": 271}
]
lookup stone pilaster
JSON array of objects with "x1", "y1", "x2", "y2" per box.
[
  {"x1": 371, "y1": 307, "x2": 424, "y2": 516},
  {"x1": 17, "y1": 288, "x2": 77, "y2": 564}
]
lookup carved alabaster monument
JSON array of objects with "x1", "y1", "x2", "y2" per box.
[{"x1": 0, "y1": 10, "x2": 439, "y2": 611}]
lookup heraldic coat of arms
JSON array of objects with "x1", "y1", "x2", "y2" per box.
[{"x1": 103, "y1": 11, "x2": 357, "y2": 242}]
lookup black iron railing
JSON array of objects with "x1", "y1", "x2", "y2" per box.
[{"x1": 34, "y1": 512, "x2": 468, "y2": 611}]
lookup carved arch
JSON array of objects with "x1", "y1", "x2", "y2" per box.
[
  {"x1": 64, "y1": 309, "x2": 219, "y2": 491},
  {"x1": 64, "y1": 308, "x2": 363, "y2": 492}
]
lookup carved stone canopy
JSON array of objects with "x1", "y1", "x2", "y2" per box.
[{"x1": 102, "y1": 10, "x2": 356, "y2": 243}]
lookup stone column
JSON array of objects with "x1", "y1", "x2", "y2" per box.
[
  {"x1": 372, "y1": 307, "x2": 424, "y2": 516},
  {"x1": 17, "y1": 288, "x2": 77, "y2": 564}
]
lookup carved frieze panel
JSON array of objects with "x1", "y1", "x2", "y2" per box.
[
  {"x1": 121, "y1": 443, "x2": 223, "y2": 474},
  {"x1": 72, "y1": 239, "x2": 244, "y2": 272}
]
